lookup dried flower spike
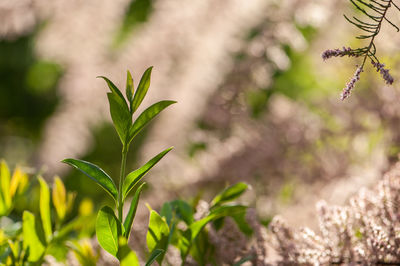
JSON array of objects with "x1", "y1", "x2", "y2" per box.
[{"x1": 322, "y1": 0, "x2": 400, "y2": 100}]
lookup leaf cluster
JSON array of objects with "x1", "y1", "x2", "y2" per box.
[
  {"x1": 62, "y1": 67, "x2": 176, "y2": 265},
  {"x1": 0, "y1": 162, "x2": 98, "y2": 265}
]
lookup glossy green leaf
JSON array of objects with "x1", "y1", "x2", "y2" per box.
[
  {"x1": 211, "y1": 182, "x2": 248, "y2": 207},
  {"x1": 126, "y1": 70, "x2": 134, "y2": 107},
  {"x1": 96, "y1": 206, "x2": 120, "y2": 258},
  {"x1": 122, "y1": 147, "x2": 172, "y2": 200},
  {"x1": 97, "y1": 76, "x2": 128, "y2": 109},
  {"x1": 107, "y1": 93, "x2": 132, "y2": 145},
  {"x1": 131, "y1": 66, "x2": 152, "y2": 113},
  {"x1": 123, "y1": 183, "x2": 145, "y2": 239},
  {"x1": 145, "y1": 249, "x2": 164, "y2": 266},
  {"x1": 128, "y1": 100, "x2": 176, "y2": 145},
  {"x1": 146, "y1": 210, "x2": 169, "y2": 265},
  {"x1": 62, "y1": 159, "x2": 117, "y2": 201},
  {"x1": 38, "y1": 176, "x2": 52, "y2": 242},
  {"x1": 22, "y1": 211, "x2": 45, "y2": 262}
]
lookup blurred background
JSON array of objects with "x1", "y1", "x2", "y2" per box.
[{"x1": 1, "y1": 0, "x2": 400, "y2": 231}]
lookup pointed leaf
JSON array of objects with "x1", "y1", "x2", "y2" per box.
[
  {"x1": 128, "y1": 100, "x2": 176, "y2": 145},
  {"x1": 146, "y1": 210, "x2": 169, "y2": 265},
  {"x1": 0, "y1": 160, "x2": 11, "y2": 210},
  {"x1": 62, "y1": 159, "x2": 117, "y2": 201},
  {"x1": 107, "y1": 93, "x2": 132, "y2": 145},
  {"x1": 126, "y1": 70, "x2": 134, "y2": 106},
  {"x1": 122, "y1": 147, "x2": 172, "y2": 200},
  {"x1": 96, "y1": 206, "x2": 120, "y2": 258},
  {"x1": 38, "y1": 176, "x2": 52, "y2": 242},
  {"x1": 97, "y1": 76, "x2": 128, "y2": 109},
  {"x1": 52, "y1": 176, "x2": 67, "y2": 221},
  {"x1": 123, "y1": 183, "x2": 145, "y2": 239},
  {"x1": 23, "y1": 211, "x2": 45, "y2": 262},
  {"x1": 131, "y1": 66, "x2": 153, "y2": 113},
  {"x1": 189, "y1": 205, "x2": 247, "y2": 241},
  {"x1": 145, "y1": 249, "x2": 164, "y2": 266},
  {"x1": 211, "y1": 182, "x2": 248, "y2": 207},
  {"x1": 10, "y1": 166, "x2": 27, "y2": 198}
]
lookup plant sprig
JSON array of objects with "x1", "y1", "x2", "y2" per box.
[
  {"x1": 62, "y1": 67, "x2": 176, "y2": 265},
  {"x1": 322, "y1": 0, "x2": 400, "y2": 100}
]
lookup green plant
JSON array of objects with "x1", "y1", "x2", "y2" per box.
[
  {"x1": 160, "y1": 182, "x2": 251, "y2": 265},
  {"x1": 62, "y1": 67, "x2": 176, "y2": 265},
  {"x1": 0, "y1": 162, "x2": 97, "y2": 265}
]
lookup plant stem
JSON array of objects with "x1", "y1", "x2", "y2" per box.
[{"x1": 118, "y1": 145, "x2": 128, "y2": 221}]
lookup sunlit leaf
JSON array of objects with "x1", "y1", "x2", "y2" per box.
[
  {"x1": 22, "y1": 211, "x2": 45, "y2": 262},
  {"x1": 38, "y1": 176, "x2": 52, "y2": 242},
  {"x1": 145, "y1": 249, "x2": 164, "y2": 266},
  {"x1": 118, "y1": 237, "x2": 140, "y2": 266},
  {"x1": 9, "y1": 166, "x2": 27, "y2": 198},
  {"x1": 107, "y1": 93, "x2": 132, "y2": 145},
  {"x1": 96, "y1": 206, "x2": 120, "y2": 258},
  {"x1": 131, "y1": 66, "x2": 152, "y2": 113},
  {"x1": 146, "y1": 210, "x2": 169, "y2": 265},
  {"x1": 0, "y1": 160, "x2": 11, "y2": 210},
  {"x1": 69, "y1": 240, "x2": 98, "y2": 266},
  {"x1": 123, "y1": 183, "x2": 145, "y2": 240},
  {"x1": 122, "y1": 147, "x2": 172, "y2": 200},
  {"x1": 52, "y1": 176, "x2": 67, "y2": 221},
  {"x1": 128, "y1": 100, "x2": 176, "y2": 145},
  {"x1": 62, "y1": 159, "x2": 118, "y2": 201},
  {"x1": 211, "y1": 182, "x2": 248, "y2": 208}
]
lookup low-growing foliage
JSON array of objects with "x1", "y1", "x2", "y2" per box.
[{"x1": 0, "y1": 160, "x2": 98, "y2": 265}]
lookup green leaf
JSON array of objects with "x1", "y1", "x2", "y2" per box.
[
  {"x1": 161, "y1": 200, "x2": 194, "y2": 226},
  {"x1": 146, "y1": 210, "x2": 170, "y2": 265},
  {"x1": 38, "y1": 176, "x2": 52, "y2": 242},
  {"x1": 211, "y1": 182, "x2": 248, "y2": 207},
  {"x1": 122, "y1": 147, "x2": 172, "y2": 200},
  {"x1": 0, "y1": 160, "x2": 11, "y2": 212},
  {"x1": 145, "y1": 249, "x2": 164, "y2": 266},
  {"x1": 62, "y1": 159, "x2": 118, "y2": 201},
  {"x1": 123, "y1": 183, "x2": 145, "y2": 239},
  {"x1": 22, "y1": 211, "x2": 45, "y2": 262},
  {"x1": 131, "y1": 66, "x2": 152, "y2": 113},
  {"x1": 118, "y1": 237, "x2": 140, "y2": 266},
  {"x1": 96, "y1": 206, "x2": 120, "y2": 258},
  {"x1": 128, "y1": 100, "x2": 176, "y2": 145},
  {"x1": 189, "y1": 205, "x2": 246, "y2": 241},
  {"x1": 126, "y1": 70, "x2": 134, "y2": 107},
  {"x1": 52, "y1": 176, "x2": 67, "y2": 222},
  {"x1": 97, "y1": 76, "x2": 128, "y2": 110},
  {"x1": 107, "y1": 93, "x2": 132, "y2": 145},
  {"x1": 232, "y1": 211, "x2": 253, "y2": 236}
]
